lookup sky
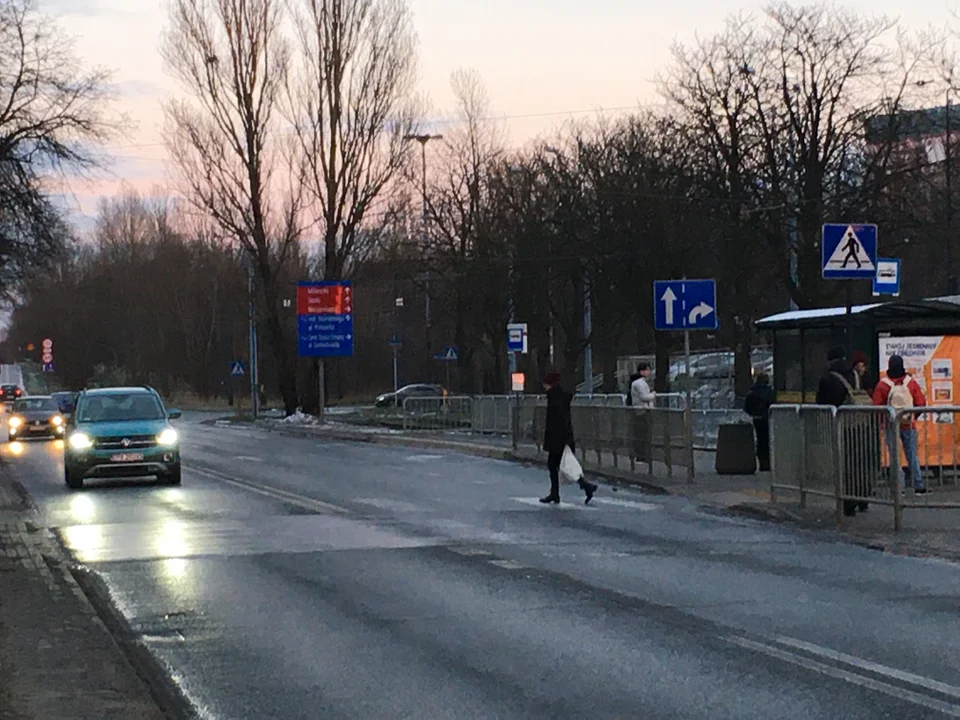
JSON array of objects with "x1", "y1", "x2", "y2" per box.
[{"x1": 37, "y1": 0, "x2": 959, "y2": 228}]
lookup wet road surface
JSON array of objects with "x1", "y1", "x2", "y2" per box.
[{"x1": 5, "y1": 413, "x2": 960, "y2": 719}]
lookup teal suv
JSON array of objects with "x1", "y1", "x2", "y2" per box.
[{"x1": 64, "y1": 387, "x2": 182, "y2": 490}]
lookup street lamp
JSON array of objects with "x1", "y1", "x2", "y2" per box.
[
  {"x1": 240, "y1": 253, "x2": 259, "y2": 419},
  {"x1": 404, "y1": 133, "x2": 443, "y2": 370}
]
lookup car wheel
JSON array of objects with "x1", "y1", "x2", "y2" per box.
[
  {"x1": 64, "y1": 468, "x2": 84, "y2": 490},
  {"x1": 164, "y1": 466, "x2": 182, "y2": 486}
]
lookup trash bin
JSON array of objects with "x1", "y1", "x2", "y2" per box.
[{"x1": 715, "y1": 422, "x2": 757, "y2": 475}]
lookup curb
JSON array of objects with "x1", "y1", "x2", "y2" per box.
[{"x1": 62, "y1": 554, "x2": 199, "y2": 720}]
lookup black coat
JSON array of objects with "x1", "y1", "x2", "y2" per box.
[
  {"x1": 543, "y1": 386, "x2": 575, "y2": 454},
  {"x1": 743, "y1": 381, "x2": 776, "y2": 420},
  {"x1": 816, "y1": 358, "x2": 854, "y2": 407}
]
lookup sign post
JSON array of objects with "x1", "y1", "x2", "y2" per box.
[
  {"x1": 653, "y1": 278, "x2": 719, "y2": 483},
  {"x1": 297, "y1": 281, "x2": 354, "y2": 421},
  {"x1": 41, "y1": 338, "x2": 54, "y2": 373},
  {"x1": 434, "y1": 346, "x2": 457, "y2": 391},
  {"x1": 388, "y1": 334, "x2": 402, "y2": 393},
  {"x1": 821, "y1": 223, "x2": 878, "y2": 355}
]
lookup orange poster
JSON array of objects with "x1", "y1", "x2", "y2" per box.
[{"x1": 878, "y1": 336, "x2": 960, "y2": 467}]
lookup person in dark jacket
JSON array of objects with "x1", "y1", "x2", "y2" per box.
[
  {"x1": 744, "y1": 372, "x2": 776, "y2": 471},
  {"x1": 816, "y1": 346, "x2": 854, "y2": 407},
  {"x1": 815, "y1": 346, "x2": 863, "y2": 516},
  {"x1": 540, "y1": 373, "x2": 598, "y2": 505}
]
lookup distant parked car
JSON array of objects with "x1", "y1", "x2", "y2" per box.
[{"x1": 375, "y1": 384, "x2": 445, "y2": 408}]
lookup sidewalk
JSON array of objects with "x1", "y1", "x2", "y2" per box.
[
  {"x1": 249, "y1": 417, "x2": 960, "y2": 564},
  {"x1": 0, "y1": 470, "x2": 168, "y2": 719}
]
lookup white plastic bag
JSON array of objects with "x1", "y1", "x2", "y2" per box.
[{"x1": 559, "y1": 446, "x2": 583, "y2": 485}]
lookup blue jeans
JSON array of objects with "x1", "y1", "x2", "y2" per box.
[{"x1": 886, "y1": 426, "x2": 925, "y2": 490}]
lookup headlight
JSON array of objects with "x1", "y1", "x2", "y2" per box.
[
  {"x1": 157, "y1": 428, "x2": 179, "y2": 446},
  {"x1": 51, "y1": 415, "x2": 64, "y2": 426},
  {"x1": 8, "y1": 416, "x2": 21, "y2": 428},
  {"x1": 69, "y1": 432, "x2": 93, "y2": 450}
]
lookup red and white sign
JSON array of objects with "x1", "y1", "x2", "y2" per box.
[
  {"x1": 42, "y1": 338, "x2": 53, "y2": 350},
  {"x1": 296, "y1": 284, "x2": 352, "y2": 315},
  {"x1": 42, "y1": 353, "x2": 53, "y2": 363}
]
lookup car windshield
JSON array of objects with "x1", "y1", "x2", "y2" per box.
[
  {"x1": 14, "y1": 398, "x2": 57, "y2": 412},
  {"x1": 76, "y1": 393, "x2": 166, "y2": 422}
]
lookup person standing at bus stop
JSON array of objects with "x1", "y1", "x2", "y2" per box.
[
  {"x1": 744, "y1": 372, "x2": 775, "y2": 471},
  {"x1": 873, "y1": 355, "x2": 927, "y2": 495}
]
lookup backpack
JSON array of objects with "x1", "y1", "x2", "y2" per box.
[
  {"x1": 883, "y1": 376, "x2": 915, "y2": 410},
  {"x1": 831, "y1": 372, "x2": 872, "y2": 406}
]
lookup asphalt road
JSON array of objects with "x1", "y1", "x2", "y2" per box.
[{"x1": 4, "y1": 411, "x2": 960, "y2": 719}]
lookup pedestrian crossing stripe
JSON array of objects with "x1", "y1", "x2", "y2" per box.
[
  {"x1": 510, "y1": 497, "x2": 659, "y2": 511},
  {"x1": 823, "y1": 226, "x2": 876, "y2": 272}
]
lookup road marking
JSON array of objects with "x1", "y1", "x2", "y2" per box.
[
  {"x1": 235, "y1": 455, "x2": 264, "y2": 463},
  {"x1": 773, "y1": 635, "x2": 960, "y2": 701},
  {"x1": 186, "y1": 465, "x2": 349, "y2": 515},
  {"x1": 489, "y1": 559, "x2": 527, "y2": 570},
  {"x1": 510, "y1": 496, "x2": 659, "y2": 511},
  {"x1": 406, "y1": 454, "x2": 444, "y2": 461},
  {"x1": 725, "y1": 635, "x2": 960, "y2": 717},
  {"x1": 447, "y1": 547, "x2": 492, "y2": 557}
]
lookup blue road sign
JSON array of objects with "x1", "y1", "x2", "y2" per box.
[
  {"x1": 506, "y1": 323, "x2": 528, "y2": 353},
  {"x1": 653, "y1": 279, "x2": 718, "y2": 331},
  {"x1": 297, "y1": 281, "x2": 354, "y2": 357},
  {"x1": 435, "y1": 346, "x2": 458, "y2": 361},
  {"x1": 822, "y1": 224, "x2": 878, "y2": 279},
  {"x1": 42, "y1": 362, "x2": 55, "y2": 373},
  {"x1": 230, "y1": 360, "x2": 246, "y2": 376},
  {"x1": 388, "y1": 333, "x2": 402, "y2": 348},
  {"x1": 872, "y1": 258, "x2": 901, "y2": 297}
]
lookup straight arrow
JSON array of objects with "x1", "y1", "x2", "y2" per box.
[{"x1": 661, "y1": 286, "x2": 678, "y2": 325}]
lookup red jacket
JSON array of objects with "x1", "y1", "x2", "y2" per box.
[{"x1": 872, "y1": 375, "x2": 927, "y2": 427}]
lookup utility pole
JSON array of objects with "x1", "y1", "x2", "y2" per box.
[
  {"x1": 404, "y1": 133, "x2": 443, "y2": 375},
  {"x1": 243, "y1": 255, "x2": 259, "y2": 420},
  {"x1": 947, "y1": 88, "x2": 956, "y2": 294}
]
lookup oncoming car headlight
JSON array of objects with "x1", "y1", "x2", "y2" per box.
[
  {"x1": 68, "y1": 432, "x2": 93, "y2": 450},
  {"x1": 51, "y1": 415, "x2": 64, "y2": 426},
  {"x1": 8, "y1": 416, "x2": 22, "y2": 429},
  {"x1": 157, "y1": 428, "x2": 179, "y2": 447}
]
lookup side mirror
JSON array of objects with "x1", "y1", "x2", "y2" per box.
[{"x1": 167, "y1": 409, "x2": 183, "y2": 420}]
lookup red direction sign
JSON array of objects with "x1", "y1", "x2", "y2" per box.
[{"x1": 297, "y1": 284, "x2": 350, "y2": 315}]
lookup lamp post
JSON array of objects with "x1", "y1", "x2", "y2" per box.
[
  {"x1": 404, "y1": 133, "x2": 443, "y2": 372},
  {"x1": 241, "y1": 254, "x2": 259, "y2": 420}
]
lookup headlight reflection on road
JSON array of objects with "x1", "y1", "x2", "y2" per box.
[
  {"x1": 156, "y1": 518, "x2": 191, "y2": 559},
  {"x1": 61, "y1": 524, "x2": 103, "y2": 563},
  {"x1": 5, "y1": 441, "x2": 24, "y2": 457},
  {"x1": 69, "y1": 494, "x2": 96, "y2": 523},
  {"x1": 161, "y1": 558, "x2": 189, "y2": 580}
]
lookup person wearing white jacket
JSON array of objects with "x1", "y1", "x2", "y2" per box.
[{"x1": 630, "y1": 363, "x2": 656, "y2": 409}]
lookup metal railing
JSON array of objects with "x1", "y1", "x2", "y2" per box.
[
  {"x1": 771, "y1": 403, "x2": 960, "y2": 530},
  {"x1": 401, "y1": 396, "x2": 473, "y2": 432}
]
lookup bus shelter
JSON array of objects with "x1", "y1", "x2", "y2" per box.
[{"x1": 756, "y1": 295, "x2": 960, "y2": 468}]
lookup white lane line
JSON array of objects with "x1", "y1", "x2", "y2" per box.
[
  {"x1": 186, "y1": 465, "x2": 349, "y2": 515},
  {"x1": 773, "y1": 635, "x2": 960, "y2": 701},
  {"x1": 725, "y1": 635, "x2": 960, "y2": 717},
  {"x1": 591, "y1": 497, "x2": 661, "y2": 511},
  {"x1": 447, "y1": 547, "x2": 492, "y2": 557},
  {"x1": 489, "y1": 559, "x2": 527, "y2": 570},
  {"x1": 406, "y1": 454, "x2": 444, "y2": 461},
  {"x1": 235, "y1": 455, "x2": 264, "y2": 462}
]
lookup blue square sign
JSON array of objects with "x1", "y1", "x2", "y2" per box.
[
  {"x1": 822, "y1": 224, "x2": 877, "y2": 279},
  {"x1": 653, "y1": 279, "x2": 718, "y2": 331}
]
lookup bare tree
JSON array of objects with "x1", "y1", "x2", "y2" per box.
[
  {"x1": 0, "y1": 0, "x2": 118, "y2": 300},
  {"x1": 162, "y1": 0, "x2": 303, "y2": 413},
  {"x1": 285, "y1": 0, "x2": 419, "y2": 280}
]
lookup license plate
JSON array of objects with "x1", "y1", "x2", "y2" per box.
[{"x1": 110, "y1": 453, "x2": 144, "y2": 463}]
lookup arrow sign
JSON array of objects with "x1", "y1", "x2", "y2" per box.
[
  {"x1": 653, "y1": 279, "x2": 718, "y2": 331},
  {"x1": 688, "y1": 302, "x2": 714, "y2": 324},
  {"x1": 661, "y1": 286, "x2": 677, "y2": 326}
]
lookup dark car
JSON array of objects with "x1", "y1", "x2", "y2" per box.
[
  {"x1": 8, "y1": 396, "x2": 65, "y2": 440},
  {"x1": 51, "y1": 391, "x2": 79, "y2": 417},
  {"x1": 64, "y1": 387, "x2": 182, "y2": 489},
  {"x1": 375, "y1": 384, "x2": 445, "y2": 408},
  {"x1": 0, "y1": 384, "x2": 23, "y2": 405}
]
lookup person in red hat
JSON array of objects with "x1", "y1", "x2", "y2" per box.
[
  {"x1": 851, "y1": 350, "x2": 874, "y2": 394},
  {"x1": 540, "y1": 372, "x2": 597, "y2": 504}
]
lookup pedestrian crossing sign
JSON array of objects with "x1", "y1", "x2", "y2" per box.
[{"x1": 822, "y1": 224, "x2": 878, "y2": 280}]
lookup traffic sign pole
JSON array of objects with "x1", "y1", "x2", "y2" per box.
[{"x1": 683, "y1": 289, "x2": 694, "y2": 485}]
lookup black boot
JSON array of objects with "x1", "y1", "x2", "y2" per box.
[
  {"x1": 579, "y1": 479, "x2": 598, "y2": 505},
  {"x1": 540, "y1": 494, "x2": 560, "y2": 504}
]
